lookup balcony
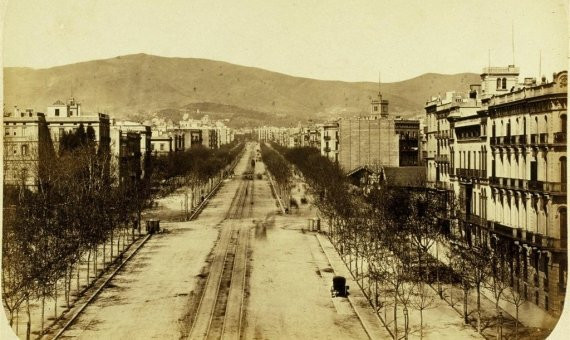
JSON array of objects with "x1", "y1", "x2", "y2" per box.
[
  {"x1": 457, "y1": 168, "x2": 485, "y2": 179},
  {"x1": 530, "y1": 134, "x2": 538, "y2": 144},
  {"x1": 544, "y1": 182, "x2": 567, "y2": 194},
  {"x1": 435, "y1": 181, "x2": 453, "y2": 191},
  {"x1": 554, "y1": 132, "x2": 567, "y2": 144},
  {"x1": 516, "y1": 135, "x2": 527, "y2": 145},
  {"x1": 465, "y1": 214, "x2": 486, "y2": 227},
  {"x1": 528, "y1": 180, "x2": 544, "y2": 191},
  {"x1": 435, "y1": 154, "x2": 449, "y2": 163}
]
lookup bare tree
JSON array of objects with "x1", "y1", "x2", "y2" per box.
[{"x1": 410, "y1": 280, "x2": 436, "y2": 340}]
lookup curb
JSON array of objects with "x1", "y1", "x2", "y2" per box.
[
  {"x1": 51, "y1": 233, "x2": 152, "y2": 339},
  {"x1": 314, "y1": 233, "x2": 388, "y2": 340}
]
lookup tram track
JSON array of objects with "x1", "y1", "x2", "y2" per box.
[{"x1": 188, "y1": 153, "x2": 255, "y2": 340}]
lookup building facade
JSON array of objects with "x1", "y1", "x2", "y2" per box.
[
  {"x1": 425, "y1": 66, "x2": 568, "y2": 315},
  {"x1": 3, "y1": 110, "x2": 53, "y2": 188},
  {"x1": 320, "y1": 121, "x2": 339, "y2": 162}
]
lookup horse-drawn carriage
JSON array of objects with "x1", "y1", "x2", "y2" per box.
[{"x1": 330, "y1": 276, "x2": 349, "y2": 297}]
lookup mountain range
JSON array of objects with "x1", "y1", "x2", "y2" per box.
[{"x1": 3, "y1": 53, "x2": 480, "y2": 127}]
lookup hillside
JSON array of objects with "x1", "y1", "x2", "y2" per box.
[{"x1": 3, "y1": 54, "x2": 480, "y2": 126}]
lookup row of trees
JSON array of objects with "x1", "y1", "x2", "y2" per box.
[
  {"x1": 3, "y1": 126, "x2": 149, "y2": 339},
  {"x1": 3, "y1": 127, "x2": 244, "y2": 339},
  {"x1": 152, "y1": 141, "x2": 243, "y2": 195},
  {"x1": 259, "y1": 143, "x2": 291, "y2": 209},
  {"x1": 274, "y1": 144, "x2": 526, "y2": 340}
]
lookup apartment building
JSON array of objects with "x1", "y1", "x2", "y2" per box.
[
  {"x1": 425, "y1": 66, "x2": 567, "y2": 315},
  {"x1": 320, "y1": 121, "x2": 339, "y2": 162},
  {"x1": 3, "y1": 109, "x2": 53, "y2": 188}
]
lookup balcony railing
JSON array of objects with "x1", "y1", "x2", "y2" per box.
[
  {"x1": 554, "y1": 132, "x2": 567, "y2": 144},
  {"x1": 456, "y1": 168, "x2": 486, "y2": 179},
  {"x1": 324, "y1": 135, "x2": 331, "y2": 141},
  {"x1": 530, "y1": 134, "x2": 538, "y2": 144},
  {"x1": 435, "y1": 154, "x2": 449, "y2": 162}
]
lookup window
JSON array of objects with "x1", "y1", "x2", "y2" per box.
[
  {"x1": 21, "y1": 144, "x2": 28, "y2": 156},
  {"x1": 55, "y1": 108, "x2": 60, "y2": 116},
  {"x1": 5, "y1": 128, "x2": 9, "y2": 136},
  {"x1": 160, "y1": 143, "x2": 164, "y2": 151},
  {"x1": 497, "y1": 78, "x2": 502, "y2": 89},
  {"x1": 502, "y1": 77, "x2": 507, "y2": 89}
]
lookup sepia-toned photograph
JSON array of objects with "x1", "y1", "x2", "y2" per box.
[{"x1": 1, "y1": 1, "x2": 568, "y2": 339}]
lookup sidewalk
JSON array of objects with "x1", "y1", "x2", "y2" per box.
[
  {"x1": 315, "y1": 233, "x2": 395, "y2": 340},
  {"x1": 427, "y1": 240, "x2": 559, "y2": 330}
]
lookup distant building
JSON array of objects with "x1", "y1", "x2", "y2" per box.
[
  {"x1": 112, "y1": 120, "x2": 152, "y2": 179},
  {"x1": 3, "y1": 98, "x2": 111, "y2": 188},
  {"x1": 338, "y1": 92, "x2": 400, "y2": 172},
  {"x1": 3, "y1": 109, "x2": 53, "y2": 188},
  {"x1": 320, "y1": 121, "x2": 339, "y2": 162},
  {"x1": 150, "y1": 134, "x2": 174, "y2": 155},
  {"x1": 45, "y1": 98, "x2": 111, "y2": 154}
]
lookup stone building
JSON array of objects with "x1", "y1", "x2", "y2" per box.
[
  {"x1": 3, "y1": 98, "x2": 110, "y2": 188},
  {"x1": 425, "y1": 66, "x2": 567, "y2": 315},
  {"x1": 3, "y1": 109, "x2": 53, "y2": 188},
  {"x1": 320, "y1": 121, "x2": 339, "y2": 162},
  {"x1": 338, "y1": 91, "x2": 405, "y2": 172}
]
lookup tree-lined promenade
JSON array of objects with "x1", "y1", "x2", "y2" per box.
[
  {"x1": 267, "y1": 142, "x2": 542, "y2": 340},
  {"x1": 2, "y1": 127, "x2": 243, "y2": 339}
]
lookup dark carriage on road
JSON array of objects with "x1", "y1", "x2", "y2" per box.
[{"x1": 331, "y1": 276, "x2": 349, "y2": 297}]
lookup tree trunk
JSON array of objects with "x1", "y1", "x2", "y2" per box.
[
  {"x1": 515, "y1": 305, "x2": 519, "y2": 340},
  {"x1": 26, "y1": 297, "x2": 31, "y2": 340},
  {"x1": 393, "y1": 292, "x2": 398, "y2": 339},
  {"x1": 15, "y1": 305, "x2": 19, "y2": 334},
  {"x1": 54, "y1": 281, "x2": 58, "y2": 318},
  {"x1": 110, "y1": 230, "x2": 114, "y2": 260},
  {"x1": 420, "y1": 309, "x2": 424, "y2": 340},
  {"x1": 103, "y1": 240, "x2": 106, "y2": 270},
  {"x1": 94, "y1": 245, "x2": 98, "y2": 277},
  {"x1": 87, "y1": 249, "x2": 91, "y2": 286},
  {"x1": 41, "y1": 292, "x2": 45, "y2": 332},
  {"x1": 76, "y1": 261, "x2": 80, "y2": 293},
  {"x1": 477, "y1": 284, "x2": 481, "y2": 333},
  {"x1": 463, "y1": 285, "x2": 468, "y2": 324}
]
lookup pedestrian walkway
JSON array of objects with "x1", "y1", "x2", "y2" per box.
[{"x1": 315, "y1": 233, "x2": 393, "y2": 340}]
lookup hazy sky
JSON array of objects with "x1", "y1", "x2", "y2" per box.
[{"x1": 2, "y1": 0, "x2": 568, "y2": 82}]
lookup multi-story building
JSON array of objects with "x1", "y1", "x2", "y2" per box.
[
  {"x1": 110, "y1": 129, "x2": 142, "y2": 184},
  {"x1": 45, "y1": 98, "x2": 111, "y2": 153},
  {"x1": 395, "y1": 118, "x2": 421, "y2": 166},
  {"x1": 425, "y1": 66, "x2": 567, "y2": 315},
  {"x1": 486, "y1": 71, "x2": 567, "y2": 314},
  {"x1": 3, "y1": 98, "x2": 111, "y2": 188},
  {"x1": 3, "y1": 109, "x2": 53, "y2": 188},
  {"x1": 112, "y1": 120, "x2": 152, "y2": 179},
  {"x1": 150, "y1": 134, "x2": 174, "y2": 155},
  {"x1": 338, "y1": 93, "x2": 400, "y2": 173},
  {"x1": 319, "y1": 121, "x2": 339, "y2": 162}
]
